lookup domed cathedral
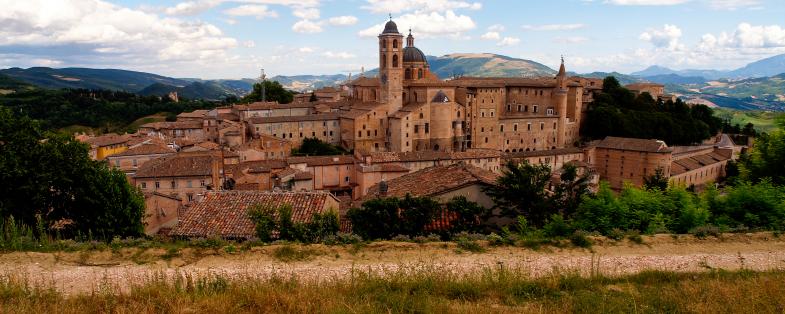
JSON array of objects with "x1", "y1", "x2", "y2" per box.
[
  {"x1": 344, "y1": 18, "x2": 590, "y2": 154},
  {"x1": 402, "y1": 30, "x2": 437, "y2": 82}
]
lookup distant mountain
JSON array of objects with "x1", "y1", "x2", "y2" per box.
[
  {"x1": 429, "y1": 53, "x2": 555, "y2": 78},
  {"x1": 632, "y1": 66, "x2": 726, "y2": 80},
  {"x1": 138, "y1": 81, "x2": 238, "y2": 100},
  {"x1": 640, "y1": 74, "x2": 707, "y2": 85},
  {"x1": 270, "y1": 74, "x2": 349, "y2": 92},
  {"x1": 632, "y1": 53, "x2": 785, "y2": 81},
  {"x1": 728, "y1": 54, "x2": 785, "y2": 78},
  {"x1": 575, "y1": 72, "x2": 643, "y2": 85},
  {"x1": 0, "y1": 67, "x2": 254, "y2": 99},
  {"x1": 0, "y1": 67, "x2": 189, "y2": 92},
  {"x1": 0, "y1": 73, "x2": 34, "y2": 94}
]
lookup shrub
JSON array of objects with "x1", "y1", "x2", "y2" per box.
[
  {"x1": 570, "y1": 231, "x2": 593, "y2": 248},
  {"x1": 690, "y1": 225, "x2": 722, "y2": 239},
  {"x1": 627, "y1": 230, "x2": 644, "y2": 244},
  {"x1": 391, "y1": 234, "x2": 411, "y2": 242},
  {"x1": 456, "y1": 238, "x2": 484, "y2": 253},
  {"x1": 272, "y1": 245, "x2": 319, "y2": 262},
  {"x1": 607, "y1": 228, "x2": 625, "y2": 241},
  {"x1": 542, "y1": 214, "x2": 572, "y2": 238}
]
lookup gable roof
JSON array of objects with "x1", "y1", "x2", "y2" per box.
[
  {"x1": 596, "y1": 136, "x2": 672, "y2": 153},
  {"x1": 84, "y1": 133, "x2": 129, "y2": 147},
  {"x1": 287, "y1": 155, "x2": 356, "y2": 167},
  {"x1": 108, "y1": 142, "x2": 176, "y2": 158},
  {"x1": 170, "y1": 191, "x2": 338, "y2": 239},
  {"x1": 671, "y1": 151, "x2": 731, "y2": 176},
  {"x1": 362, "y1": 163, "x2": 499, "y2": 201},
  {"x1": 134, "y1": 153, "x2": 218, "y2": 178}
]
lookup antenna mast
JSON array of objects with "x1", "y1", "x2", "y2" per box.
[{"x1": 259, "y1": 68, "x2": 267, "y2": 102}]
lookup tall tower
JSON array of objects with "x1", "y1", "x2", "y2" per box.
[
  {"x1": 379, "y1": 17, "x2": 404, "y2": 113},
  {"x1": 554, "y1": 56, "x2": 568, "y2": 147}
]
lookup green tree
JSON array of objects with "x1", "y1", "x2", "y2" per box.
[
  {"x1": 744, "y1": 129, "x2": 785, "y2": 184},
  {"x1": 553, "y1": 164, "x2": 592, "y2": 217},
  {"x1": 309, "y1": 92, "x2": 318, "y2": 102},
  {"x1": 292, "y1": 138, "x2": 348, "y2": 156},
  {"x1": 247, "y1": 203, "x2": 277, "y2": 242},
  {"x1": 445, "y1": 196, "x2": 489, "y2": 233},
  {"x1": 643, "y1": 168, "x2": 670, "y2": 191},
  {"x1": 241, "y1": 81, "x2": 294, "y2": 104},
  {"x1": 484, "y1": 161, "x2": 554, "y2": 227},
  {"x1": 347, "y1": 195, "x2": 441, "y2": 239},
  {"x1": 0, "y1": 108, "x2": 144, "y2": 239}
]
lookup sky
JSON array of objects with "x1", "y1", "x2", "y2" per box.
[{"x1": 1, "y1": 0, "x2": 785, "y2": 79}]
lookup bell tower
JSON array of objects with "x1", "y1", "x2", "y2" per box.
[{"x1": 378, "y1": 16, "x2": 404, "y2": 113}]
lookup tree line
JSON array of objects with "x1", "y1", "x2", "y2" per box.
[{"x1": 581, "y1": 77, "x2": 723, "y2": 145}]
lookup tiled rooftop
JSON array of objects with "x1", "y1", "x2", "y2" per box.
[
  {"x1": 108, "y1": 142, "x2": 175, "y2": 157},
  {"x1": 287, "y1": 155, "x2": 356, "y2": 166},
  {"x1": 247, "y1": 113, "x2": 340, "y2": 124},
  {"x1": 362, "y1": 163, "x2": 499, "y2": 201},
  {"x1": 170, "y1": 191, "x2": 338, "y2": 239},
  {"x1": 596, "y1": 136, "x2": 672, "y2": 153},
  {"x1": 671, "y1": 151, "x2": 731, "y2": 176},
  {"x1": 134, "y1": 153, "x2": 218, "y2": 178}
]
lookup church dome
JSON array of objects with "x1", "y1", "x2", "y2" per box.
[
  {"x1": 403, "y1": 46, "x2": 427, "y2": 63},
  {"x1": 383, "y1": 20, "x2": 399, "y2": 34}
]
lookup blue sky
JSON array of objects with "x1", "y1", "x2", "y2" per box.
[{"x1": 1, "y1": 0, "x2": 784, "y2": 79}]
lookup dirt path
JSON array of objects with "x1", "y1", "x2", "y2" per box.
[{"x1": 2, "y1": 233, "x2": 785, "y2": 295}]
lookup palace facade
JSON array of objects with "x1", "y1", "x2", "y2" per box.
[{"x1": 342, "y1": 19, "x2": 598, "y2": 154}]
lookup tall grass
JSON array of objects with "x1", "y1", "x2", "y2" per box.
[{"x1": 1, "y1": 267, "x2": 784, "y2": 313}]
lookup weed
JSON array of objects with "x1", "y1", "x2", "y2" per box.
[
  {"x1": 570, "y1": 231, "x2": 593, "y2": 248},
  {"x1": 691, "y1": 225, "x2": 722, "y2": 239},
  {"x1": 626, "y1": 230, "x2": 644, "y2": 244},
  {"x1": 455, "y1": 238, "x2": 484, "y2": 253},
  {"x1": 272, "y1": 245, "x2": 320, "y2": 262},
  {"x1": 161, "y1": 248, "x2": 180, "y2": 261}
]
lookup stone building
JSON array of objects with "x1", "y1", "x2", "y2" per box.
[
  {"x1": 237, "y1": 134, "x2": 292, "y2": 162},
  {"x1": 247, "y1": 113, "x2": 341, "y2": 147},
  {"x1": 590, "y1": 137, "x2": 673, "y2": 190},
  {"x1": 133, "y1": 151, "x2": 224, "y2": 203},
  {"x1": 344, "y1": 19, "x2": 589, "y2": 154},
  {"x1": 106, "y1": 142, "x2": 176, "y2": 175}
]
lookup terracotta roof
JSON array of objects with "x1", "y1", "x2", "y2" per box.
[
  {"x1": 671, "y1": 150, "x2": 730, "y2": 176},
  {"x1": 359, "y1": 163, "x2": 411, "y2": 173},
  {"x1": 140, "y1": 121, "x2": 202, "y2": 130},
  {"x1": 170, "y1": 191, "x2": 338, "y2": 239},
  {"x1": 134, "y1": 153, "x2": 218, "y2": 178},
  {"x1": 350, "y1": 76, "x2": 380, "y2": 87},
  {"x1": 227, "y1": 160, "x2": 288, "y2": 176},
  {"x1": 235, "y1": 101, "x2": 315, "y2": 110},
  {"x1": 177, "y1": 110, "x2": 209, "y2": 119},
  {"x1": 108, "y1": 143, "x2": 176, "y2": 157},
  {"x1": 367, "y1": 149, "x2": 500, "y2": 163},
  {"x1": 287, "y1": 155, "x2": 356, "y2": 166},
  {"x1": 596, "y1": 136, "x2": 672, "y2": 153},
  {"x1": 504, "y1": 147, "x2": 583, "y2": 158},
  {"x1": 247, "y1": 113, "x2": 340, "y2": 124},
  {"x1": 362, "y1": 163, "x2": 499, "y2": 201},
  {"x1": 84, "y1": 134, "x2": 129, "y2": 147}
]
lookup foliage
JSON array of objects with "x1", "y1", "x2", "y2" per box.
[
  {"x1": 347, "y1": 195, "x2": 442, "y2": 240},
  {"x1": 643, "y1": 168, "x2": 669, "y2": 191},
  {"x1": 247, "y1": 203, "x2": 339, "y2": 243},
  {"x1": 0, "y1": 108, "x2": 144, "y2": 240},
  {"x1": 291, "y1": 137, "x2": 348, "y2": 156},
  {"x1": 552, "y1": 164, "x2": 592, "y2": 217},
  {"x1": 743, "y1": 128, "x2": 785, "y2": 185},
  {"x1": 241, "y1": 81, "x2": 294, "y2": 104},
  {"x1": 445, "y1": 196, "x2": 489, "y2": 233},
  {"x1": 484, "y1": 161, "x2": 553, "y2": 227},
  {"x1": 581, "y1": 76, "x2": 723, "y2": 145},
  {"x1": 0, "y1": 88, "x2": 222, "y2": 133}
]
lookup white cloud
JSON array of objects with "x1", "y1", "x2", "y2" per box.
[
  {"x1": 521, "y1": 24, "x2": 586, "y2": 31},
  {"x1": 164, "y1": 0, "x2": 222, "y2": 16},
  {"x1": 293, "y1": 7, "x2": 319, "y2": 19},
  {"x1": 298, "y1": 47, "x2": 315, "y2": 53},
  {"x1": 480, "y1": 31, "x2": 500, "y2": 40},
  {"x1": 699, "y1": 23, "x2": 785, "y2": 49},
  {"x1": 707, "y1": 0, "x2": 761, "y2": 10},
  {"x1": 242, "y1": 40, "x2": 256, "y2": 48},
  {"x1": 223, "y1": 4, "x2": 278, "y2": 19},
  {"x1": 497, "y1": 37, "x2": 520, "y2": 46},
  {"x1": 358, "y1": 10, "x2": 476, "y2": 38},
  {"x1": 640, "y1": 24, "x2": 683, "y2": 51},
  {"x1": 363, "y1": 0, "x2": 481, "y2": 14},
  {"x1": 0, "y1": 0, "x2": 238, "y2": 64},
  {"x1": 487, "y1": 24, "x2": 505, "y2": 32},
  {"x1": 322, "y1": 51, "x2": 356, "y2": 59},
  {"x1": 292, "y1": 19, "x2": 323, "y2": 33},
  {"x1": 554, "y1": 36, "x2": 589, "y2": 44},
  {"x1": 328, "y1": 16, "x2": 358, "y2": 26},
  {"x1": 606, "y1": 0, "x2": 690, "y2": 5}
]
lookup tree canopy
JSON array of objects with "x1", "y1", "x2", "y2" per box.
[
  {"x1": 581, "y1": 77, "x2": 723, "y2": 145},
  {"x1": 241, "y1": 81, "x2": 294, "y2": 104},
  {"x1": 291, "y1": 138, "x2": 348, "y2": 156},
  {"x1": 0, "y1": 108, "x2": 144, "y2": 239}
]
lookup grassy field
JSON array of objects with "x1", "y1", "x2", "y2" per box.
[
  {"x1": 714, "y1": 108, "x2": 784, "y2": 133},
  {"x1": 1, "y1": 267, "x2": 784, "y2": 313}
]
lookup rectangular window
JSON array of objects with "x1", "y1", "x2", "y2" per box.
[
  {"x1": 141, "y1": 182, "x2": 147, "y2": 189},
  {"x1": 170, "y1": 181, "x2": 176, "y2": 189},
  {"x1": 155, "y1": 181, "x2": 160, "y2": 189},
  {"x1": 527, "y1": 123, "x2": 531, "y2": 131},
  {"x1": 200, "y1": 180, "x2": 205, "y2": 187},
  {"x1": 533, "y1": 105, "x2": 538, "y2": 113},
  {"x1": 424, "y1": 123, "x2": 429, "y2": 133}
]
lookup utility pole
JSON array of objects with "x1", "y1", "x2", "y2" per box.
[{"x1": 259, "y1": 68, "x2": 267, "y2": 102}]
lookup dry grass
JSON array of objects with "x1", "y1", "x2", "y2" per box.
[{"x1": 1, "y1": 267, "x2": 784, "y2": 313}]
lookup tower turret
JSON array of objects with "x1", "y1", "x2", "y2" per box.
[{"x1": 379, "y1": 17, "x2": 404, "y2": 113}]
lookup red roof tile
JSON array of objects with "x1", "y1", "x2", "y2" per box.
[
  {"x1": 362, "y1": 163, "x2": 498, "y2": 201},
  {"x1": 170, "y1": 191, "x2": 339, "y2": 239}
]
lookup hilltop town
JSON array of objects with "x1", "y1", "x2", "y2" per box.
[{"x1": 76, "y1": 20, "x2": 746, "y2": 238}]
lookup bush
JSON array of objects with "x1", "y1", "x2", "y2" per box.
[
  {"x1": 690, "y1": 225, "x2": 722, "y2": 239},
  {"x1": 570, "y1": 231, "x2": 593, "y2": 248},
  {"x1": 455, "y1": 238, "x2": 484, "y2": 253},
  {"x1": 247, "y1": 203, "x2": 339, "y2": 243},
  {"x1": 542, "y1": 214, "x2": 572, "y2": 238}
]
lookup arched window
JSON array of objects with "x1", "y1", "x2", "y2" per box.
[
  {"x1": 392, "y1": 54, "x2": 399, "y2": 68},
  {"x1": 381, "y1": 54, "x2": 386, "y2": 68},
  {"x1": 418, "y1": 69, "x2": 423, "y2": 79},
  {"x1": 393, "y1": 39, "x2": 398, "y2": 48},
  {"x1": 405, "y1": 68, "x2": 411, "y2": 79}
]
